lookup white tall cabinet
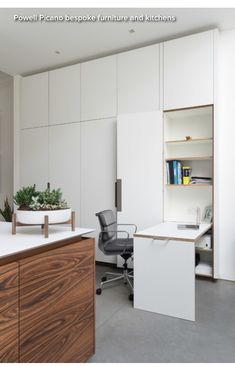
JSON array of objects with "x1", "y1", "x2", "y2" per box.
[
  {"x1": 117, "y1": 111, "x2": 163, "y2": 266},
  {"x1": 80, "y1": 118, "x2": 117, "y2": 263},
  {"x1": 81, "y1": 56, "x2": 116, "y2": 121},
  {"x1": 49, "y1": 64, "x2": 81, "y2": 125},
  {"x1": 20, "y1": 127, "x2": 49, "y2": 190},
  {"x1": 117, "y1": 45, "x2": 160, "y2": 113},
  {"x1": 48, "y1": 123, "x2": 81, "y2": 225},
  {"x1": 21, "y1": 72, "x2": 48, "y2": 129},
  {"x1": 163, "y1": 30, "x2": 214, "y2": 110}
]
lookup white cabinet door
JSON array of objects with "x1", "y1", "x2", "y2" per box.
[
  {"x1": 117, "y1": 111, "x2": 163, "y2": 230},
  {"x1": 20, "y1": 127, "x2": 49, "y2": 190},
  {"x1": 117, "y1": 45, "x2": 160, "y2": 114},
  {"x1": 164, "y1": 30, "x2": 214, "y2": 110},
  {"x1": 49, "y1": 123, "x2": 81, "y2": 225},
  {"x1": 81, "y1": 56, "x2": 116, "y2": 121},
  {"x1": 81, "y1": 118, "x2": 117, "y2": 263},
  {"x1": 21, "y1": 72, "x2": 48, "y2": 128},
  {"x1": 134, "y1": 237, "x2": 195, "y2": 321},
  {"x1": 117, "y1": 111, "x2": 163, "y2": 267},
  {"x1": 49, "y1": 64, "x2": 81, "y2": 125}
]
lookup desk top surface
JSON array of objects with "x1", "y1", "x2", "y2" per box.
[
  {"x1": 0, "y1": 222, "x2": 94, "y2": 260},
  {"x1": 134, "y1": 222, "x2": 212, "y2": 242}
]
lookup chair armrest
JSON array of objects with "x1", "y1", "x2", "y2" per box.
[
  {"x1": 99, "y1": 230, "x2": 130, "y2": 238},
  {"x1": 118, "y1": 223, "x2": 137, "y2": 233}
]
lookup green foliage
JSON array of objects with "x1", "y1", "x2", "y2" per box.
[
  {"x1": 30, "y1": 188, "x2": 67, "y2": 210},
  {"x1": 14, "y1": 185, "x2": 68, "y2": 211},
  {"x1": 13, "y1": 185, "x2": 38, "y2": 209},
  {"x1": 0, "y1": 197, "x2": 13, "y2": 222}
]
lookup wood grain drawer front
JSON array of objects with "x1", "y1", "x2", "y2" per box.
[
  {"x1": 0, "y1": 263, "x2": 19, "y2": 363},
  {"x1": 19, "y1": 239, "x2": 95, "y2": 363}
]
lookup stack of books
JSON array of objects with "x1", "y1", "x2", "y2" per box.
[
  {"x1": 166, "y1": 160, "x2": 182, "y2": 184},
  {"x1": 190, "y1": 177, "x2": 212, "y2": 185}
]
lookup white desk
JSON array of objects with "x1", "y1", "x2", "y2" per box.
[{"x1": 133, "y1": 221, "x2": 212, "y2": 321}]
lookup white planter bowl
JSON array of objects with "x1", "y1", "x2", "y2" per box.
[{"x1": 16, "y1": 208, "x2": 71, "y2": 225}]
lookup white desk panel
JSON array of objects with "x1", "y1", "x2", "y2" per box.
[{"x1": 134, "y1": 237, "x2": 195, "y2": 321}]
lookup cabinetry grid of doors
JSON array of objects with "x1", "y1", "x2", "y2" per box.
[
  {"x1": 163, "y1": 105, "x2": 214, "y2": 278},
  {"x1": 18, "y1": 29, "x2": 216, "y2": 270}
]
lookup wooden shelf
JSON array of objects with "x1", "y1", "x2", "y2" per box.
[
  {"x1": 165, "y1": 184, "x2": 212, "y2": 187},
  {"x1": 195, "y1": 247, "x2": 212, "y2": 253},
  {"x1": 196, "y1": 263, "x2": 213, "y2": 277},
  {"x1": 165, "y1": 138, "x2": 212, "y2": 144},
  {"x1": 165, "y1": 156, "x2": 213, "y2": 161},
  {"x1": 196, "y1": 272, "x2": 213, "y2": 278}
]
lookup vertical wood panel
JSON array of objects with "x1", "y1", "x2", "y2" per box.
[
  {"x1": 0, "y1": 262, "x2": 19, "y2": 362},
  {"x1": 19, "y1": 239, "x2": 95, "y2": 363}
]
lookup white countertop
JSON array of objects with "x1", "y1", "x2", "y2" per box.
[
  {"x1": 0, "y1": 222, "x2": 94, "y2": 259},
  {"x1": 134, "y1": 221, "x2": 212, "y2": 242}
]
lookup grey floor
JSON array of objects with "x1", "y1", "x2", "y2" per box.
[{"x1": 89, "y1": 264, "x2": 235, "y2": 363}]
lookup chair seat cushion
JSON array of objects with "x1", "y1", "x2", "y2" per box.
[{"x1": 104, "y1": 238, "x2": 133, "y2": 254}]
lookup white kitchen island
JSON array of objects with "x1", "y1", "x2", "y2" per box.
[
  {"x1": 134, "y1": 222, "x2": 212, "y2": 321},
  {"x1": 0, "y1": 222, "x2": 94, "y2": 262}
]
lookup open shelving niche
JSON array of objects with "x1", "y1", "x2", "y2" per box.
[{"x1": 163, "y1": 105, "x2": 214, "y2": 278}]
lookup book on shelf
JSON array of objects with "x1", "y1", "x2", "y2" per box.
[
  {"x1": 166, "y1": 160, "x2": 182, "y2": 184},
  {"x1": 190, "y1": 177, "x2": 212, "y2": 185},
  {"x1": 166, "y1": 163, "x2": 212, "y2": 185}
]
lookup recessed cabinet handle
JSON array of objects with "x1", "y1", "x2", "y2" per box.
[
  {"x1": 152, "y1": 239, "x2": 169, "y2": 246},
  {"x1": 115, "y1": 179, "x2": 122, "y2": 212}
]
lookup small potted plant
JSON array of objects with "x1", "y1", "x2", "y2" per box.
[{"x1": 14, "y1": 185, "x2": 71, "y2": 224}]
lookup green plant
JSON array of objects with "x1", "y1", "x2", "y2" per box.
[
  {"x1": 14, "y1": 185, "x2": 39, "y2": 210},
  {"x1": 0, "y1": 197, "x2": 13, "y2": 222},
  {"x1": 30, "y1": 188, "x2": 67, "y2": 210},
  {"x1": 14, "y1": 185, "x2": 68, "y2": 211}
]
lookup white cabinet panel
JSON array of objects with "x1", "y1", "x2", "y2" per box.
[
  {"x1": 134, "y1": 237, "x2": 195, "y2": 321},
  {"x1": 49, "y1": 123, "x2": 81, "y2": 225},
  {"x1": 117, "y1": 45, "x2": 160, "y2": 114},
  {"x1": 117, "y1": 111, "x2": 163, "y2": 230},
  {"x1": 49, "y1": 64, "x2": 80, "y2": 125},
  {"x1": 21, "y1": 72, "x2": 48, "y2": 128},
  {"x1": 117, "y1": 111, "x2": 163, "y2": 267},
  {"x1": 164, "y1": 31, "x2": 214, "y2": 110},
  {"x1": 81, "y1": 118, "x2": 117, "y2": 263},
  {"x1": 20, "y1": 127, "x2": 48, "y2": 190},
  {"x1": 81, "y1": 56, "x2": 116, "y2": 121}
]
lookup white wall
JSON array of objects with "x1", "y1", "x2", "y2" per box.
[
  {"x1": 217, "y1": 29, "x2": 235, "y2": 281},
  {"x1": 0, "y1": 75, "x2": 13, "y2": 214}
]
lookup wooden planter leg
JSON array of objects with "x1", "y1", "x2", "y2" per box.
[
  {"x1": 12, "y1": 213, "x2": 16, "y2": 235},
  {"x1": 71, "y1": 211, "x2": 75, "y2": 231},
  {"x1": 44, "y1": 215, "x2": 49, "y2": 238}
]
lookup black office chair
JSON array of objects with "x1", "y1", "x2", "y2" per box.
[{"x1": 95, "y1": 210, "x2": 137, "y2": 301}]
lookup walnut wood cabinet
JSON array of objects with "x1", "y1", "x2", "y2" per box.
[
  {"x1": 0, "y1": 237, "x2": 95, "y2": 363},
  {"x1": 0, "y1": 263, "x2": 19, "y2": 362}
]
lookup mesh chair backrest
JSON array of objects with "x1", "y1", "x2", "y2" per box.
[{"x1": 96, "y1": 210, "x2": 117, "y2": 242}]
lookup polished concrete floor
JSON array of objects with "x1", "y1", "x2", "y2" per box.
[{"x1": 89, "y1": 264, "x2": 235, "y2": 363}]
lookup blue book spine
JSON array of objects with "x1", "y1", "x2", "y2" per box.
[
  {"x1": 178, "y1": 161, "x2": 182, "y2": 184},
  {"x1": 173, "y1": 160, "x2": 178, "y2": 184},
  {"x1": 166, "y1": 162, "x2": 170, "y2": 184}
]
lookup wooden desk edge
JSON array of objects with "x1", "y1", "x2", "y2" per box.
[{"x1": 134, "y1": 224, "x2": 212, "y2": 243}]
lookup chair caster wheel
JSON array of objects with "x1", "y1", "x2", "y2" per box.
[
  {"x1": 96, "y1": 288, "x2": 102, "y2": 295},
  {"x1": 129, "y1": 293, "x2": 134, "y2": 301},
  {"x1": 101, "y1": 276, "x2": 107, "y2": 282}
]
